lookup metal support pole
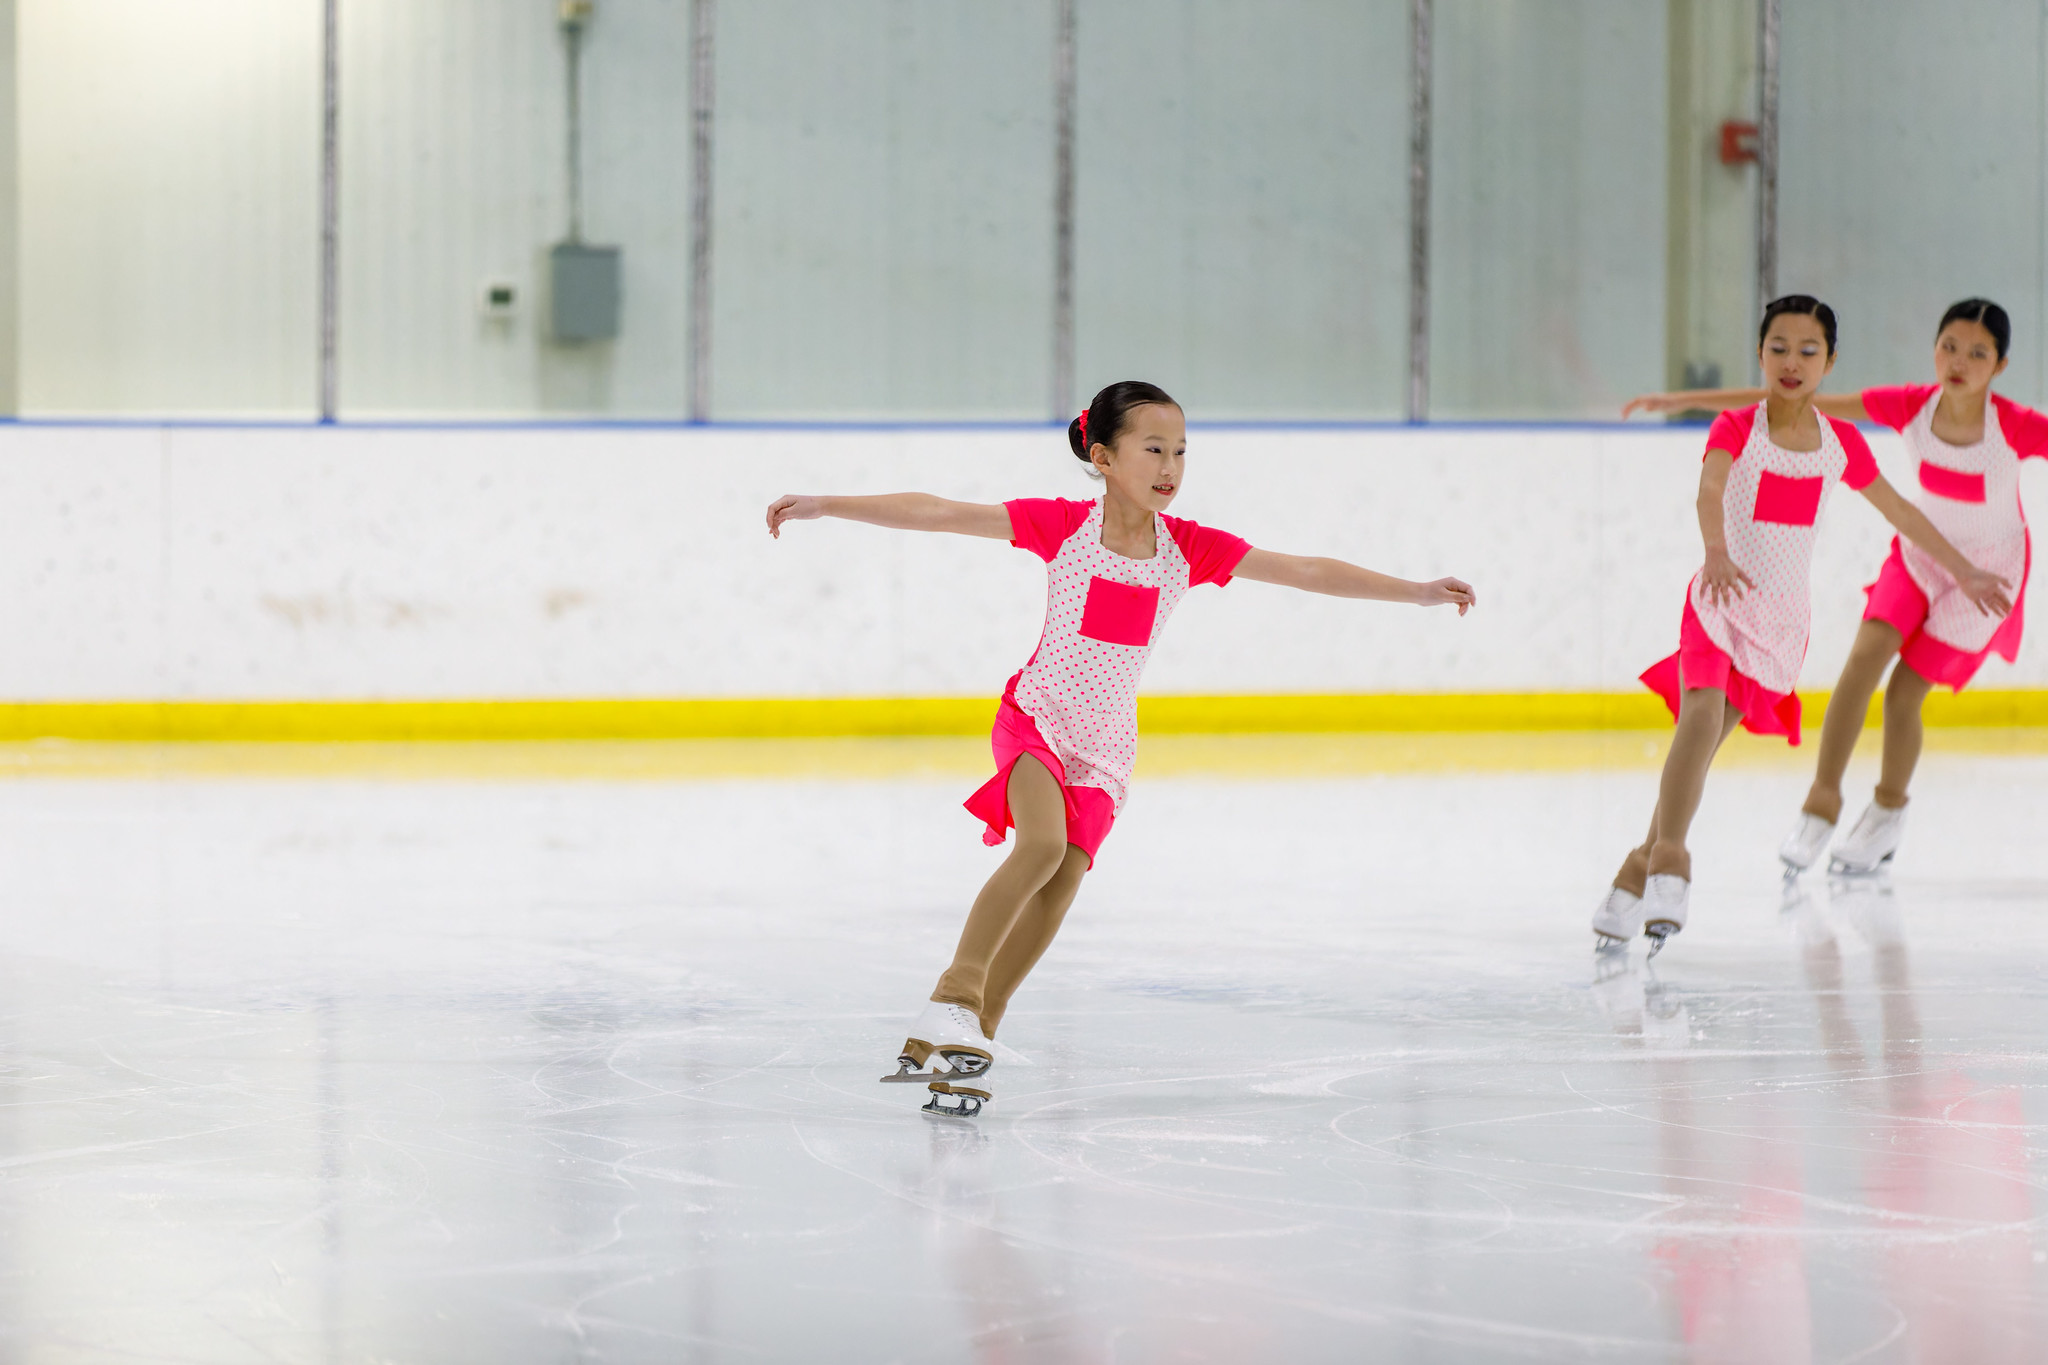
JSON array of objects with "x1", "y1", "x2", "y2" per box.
[
  {"x1": 1754, "y1": 0, "x2": 1779, "y2": 318},
  {"x1": 1051, "y1": 0, "x2": 1076, "y2": 421},
  {"x1": 688, "y1": 0, "x2": 716, "y2": 422},
  {"x1": 318, "y1": 0, "x2": 339, "y2": 422},
  {"x1": 1406, "y1": 0, "x2": 1432, "y2": 423},
  {"x1": 564, "y1": 19, "x2": 584, "y2": 242}
]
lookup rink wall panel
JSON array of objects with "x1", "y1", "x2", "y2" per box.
[{"x1": 0, "y1": 421, "x2": 2045, "y2": 731}]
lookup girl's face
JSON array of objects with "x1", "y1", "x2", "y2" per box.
[
  {"x1": 1091, "y1": 403, "x2": 1186, "y2": 512},
  {"x1": 1759, "y1": 313, "x2": 1835, "y2": 401},
  {"x1": 1934, "y1": 319, "x2": 2006, "y2": 398}
]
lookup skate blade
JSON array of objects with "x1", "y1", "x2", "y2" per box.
[
  {"x1": 1643, "y1": 924, "x2": 1681, "y2": 959},
  {"x1": 1592, "y1": 932, "x2": 1632, "y2": 953},
  {"x1": 921, "y1": 1082, "x2": 985, "y2": 1120}
]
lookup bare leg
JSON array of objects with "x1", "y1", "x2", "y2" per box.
[
  {"x1": 976, "y1": 844, "x2": 1089, "y2": 1038},
  {"x1": 1875, "y1": 659, "x2": 1934, "y2": 810},
  {"x1": 1614, "y1": 689, "x2": 1743, "y2": 886},
  {"x1": 1802, "y1": 621, "x2": 1904, "y2": 824},
  {"x1": 929, "y1": 755, "x2": 1070, "y2": 1019}
]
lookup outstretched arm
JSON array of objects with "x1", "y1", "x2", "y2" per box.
[
  {"x1": 766, "y1": 493, "x2": 1011, "y2": 540},
  {"x1": 1623, "y1": 387, "x2": 1867, "y2": 422},
  {"x1": 1859, "y1": 476, "x2": 2013, "y2": 616},
  {"x1": 1232, "y1": 548, "x2": 1474, "y2": 615}
]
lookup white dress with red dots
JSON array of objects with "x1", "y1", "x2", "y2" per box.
[
  {"x1": 1858, "y1": 385, "x2": 2048, "y2": 688},
  {"x1": 1641, "y1": 403, "x2": 1879, "y2": 744},
  {"x1": 961, "y1": 497, "x2": 1248, "y2": 862},
  {"x1": 1004, "y1": 496, "x2": 1248, "y2": 810}
]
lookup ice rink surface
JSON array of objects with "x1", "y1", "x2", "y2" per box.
[{"x1": 0, "y1": 731, "x2": 2043, "y2": 1363}]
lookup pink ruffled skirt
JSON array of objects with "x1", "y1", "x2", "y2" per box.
[
  {"x1": 963, "y1": 699, "x2": 1116, "y2": 866},
  {"x1": 1640, "y1": 597, "x2": 1803, "y2": 745},
  {"x1": 1862, "y1": 536, "x2": 2027, "y2": 692}
]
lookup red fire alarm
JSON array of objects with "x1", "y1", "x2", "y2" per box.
[{"x1": 1719, "y1": 120, "x2": 1759, "y2": 165}]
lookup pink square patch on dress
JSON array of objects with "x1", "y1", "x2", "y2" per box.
[
  {"x1": 1078, "y1": 576, "x2": 1160, "y2": 646},
  {"x1": 1918, "y1": 460, "x2": 1987, "y2": 503},
  {"x1": 1753, "y1": 470, "x2": 1825, "y2": 526}
]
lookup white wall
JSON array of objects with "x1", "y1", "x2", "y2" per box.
[
  {"x1": 18, "y1": 0, "x2": 320, "y2": 416},
  {"x1": 1, "y1": 423, "x2": 2044, "y2": 703},
  {"x1": 1781, "y1": 0, "x2": 2048, "y2": 409},
  {"x1": 1429, "y1": 0, "x2": 1668, "y2": 419},
  {"x1": 338, "y1": 0, "x2": 694, "y2": 418},
  {"x1": 1074, "y1": 0, "x2": 1409, "y2": 420}
]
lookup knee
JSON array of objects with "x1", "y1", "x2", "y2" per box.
[
  {"x1": 1009, "y1": 833, "x2": 1069, "y2": 884},
  {"x1": 1884, "y1": 664, "x2": 1932, "y2": 711},
  {"x1": 1675, "y1": 688, "x2": 1724, "y2": 728}
]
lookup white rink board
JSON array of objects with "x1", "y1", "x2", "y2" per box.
[{"x1": 0, "y1": 421, "x2": 2043, "y2": 701}]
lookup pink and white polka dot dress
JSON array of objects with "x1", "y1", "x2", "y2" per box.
[
  {"x1": 1862, "y1": 386, "x2": 2048, "y2": 673},
  {"x1": 1691, "y1": 403, "x2": 1878, "y2": 695},
  {"x1": 1002, "y1": 497, "x2": 1249, "y2": 812}
]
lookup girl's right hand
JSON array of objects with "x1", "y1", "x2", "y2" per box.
[
  {"x1": 1699, "y1": 547, "x2": 1755, "y2": 607},
  {"x1": 1621, "y1": 392, "x2": 1691, "y2": 418},
  {"x1": 766, "y1": 494, "x2": 826, "y2": 538},
  {"x1": 1957, "y1": 565, "x2": 2014, "y2": 617}
]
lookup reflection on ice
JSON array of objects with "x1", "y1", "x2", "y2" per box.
[{"x1": 0, "y1": 741, "x2": 2040, "y2": 1361}]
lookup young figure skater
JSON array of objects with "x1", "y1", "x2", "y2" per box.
[
  {"x1": 1594, "y1": 297, "x2": 2008, "y2": 954},
  {"x1": 1626, "y1": 299, "x2": 2041, "y2": 876},
  {"x1": 765, "y1": 380, "x2": 1475, "y2": 1117}
]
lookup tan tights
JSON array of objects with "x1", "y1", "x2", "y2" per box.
[
  {"x1": 1613, "y1": 687, "x2": 1743, "y2": 893},
  {"x1": 930, "y1": 754, "x2": 1089, "y2": 1038},
  {"x1": 1799, "y1": 620, "x2": 1929, "y2": 823}
]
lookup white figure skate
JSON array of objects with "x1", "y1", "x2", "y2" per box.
[
  {"x1": 1640, "y1": 874, "x2": 1690, "y2": 958},
  {"x1": 921, "y1": 1077, "x2": 991, "y2": 1120},
  {"x1": 1591, "y1": 885, "x2": 1644, "y2": 951},
  {"x1": 881, "y1": 1001, "x2": 993, "y2": 1085},
  {"x1": 1829, "y1": 802, "x2": 1906, "y2": 875},
  {"x1": 1778, "y1": 812, "x2": 1835, "y2": 878}
]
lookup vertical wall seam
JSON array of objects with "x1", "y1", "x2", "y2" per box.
[
  {"x1": 318, "y1": 0, "x2": 339, "y2": 422},
  {"x1": 1051, "y1": 0, "x2": 1076, "y2": 421},
  {"x1": 1753, "y1": 0, "x2": 1778, "y2": 322},
  {"x1": 687, "y1": 0, "x2": 716, "y2": 423},
  {"x1": 1406, "y1": 0, "x2": 1432, "y2": 424}
]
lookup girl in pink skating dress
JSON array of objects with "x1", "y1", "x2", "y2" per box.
[
  {"x1": 1593, "y1": 297, "x2": 2008, "y2": 955},
  {"x1": 1629, "y1": 299, "x2": 2035, "y2": 876},
  {"x1": 766, "y1": 380, "x2": 1475, "y2": 1117}
]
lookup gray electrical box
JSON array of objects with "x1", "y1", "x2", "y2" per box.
[{"x1": 550, "y1": 242, "x2": 621, "y2": 343}]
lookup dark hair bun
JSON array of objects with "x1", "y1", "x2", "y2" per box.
[
  {"x1": 1067, "y1": 380, "x2": 1179, "y2": 468},
  {"x1": 1067, "y1": 416, "x2": 1090, "y2": 463}
]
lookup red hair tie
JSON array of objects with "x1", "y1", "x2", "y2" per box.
[{"x1": 1077, "y1": 411, "x2": 1090, "y2": 447}]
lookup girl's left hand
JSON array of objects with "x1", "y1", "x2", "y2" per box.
[{"x1": 1417, "y1": 577, "x2": 1476, "y2": 616}]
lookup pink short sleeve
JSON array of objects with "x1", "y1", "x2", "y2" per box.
[
  {"x1": 1162, "y1": 515, "x2": 1252, "y2": 588},
  {"x1": 1704, "y1": 408, "x2": 1753, "y2": 461},
  {"x1": 1005, "y1": 498, "x2": 1092, "y2": 562},
  {"x1": 1829, "y1": 417, "x2": 1880, "y2": 490},
  {"x1": 1861, "y1": 384, "x2": 1939, "y2": 432},
  {"x1": 1992, "y1": 394, "x2": 2048, "y2": 459}
]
